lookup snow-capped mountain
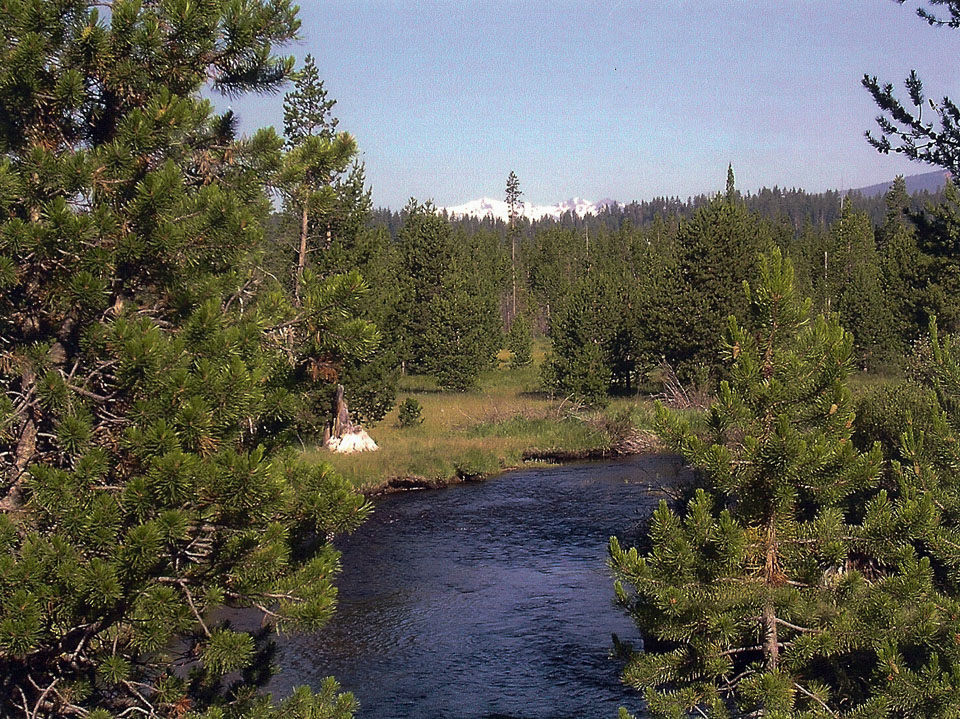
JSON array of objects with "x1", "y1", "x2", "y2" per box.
[{"x1": 441, "y1": 196, "x2": 618, "y2": 222}]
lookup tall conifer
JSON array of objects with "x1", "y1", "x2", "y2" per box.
[
  {"x1": 665, "y1": 169, "x2": 771, "y2": 379},
  {"x1": 0, "y1": 4, "x2": 372, "y2": 716},
  {"x1": 612, "y1": 250, "x2": 960, "y2": 717},
  {"x1": 827, "y1": 203, "x2": 896, "y2": 369},
  {"x1": 612, "y1": 250, "x2": 887, "y2": 716},
  {"x1": 278, "y1": 56, "x2": 357, "y2": 301},
  {"x1": 506, "y1": 171, "x2": 523, "y2": 327}
]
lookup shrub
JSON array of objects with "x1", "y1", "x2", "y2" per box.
[
  {"x1": 540, "y1": 343, "x2": 611, "y2": 407},
  {"x1": 507, "y1": 314, "x2": 533, "y2": 368},
  {"x1": 397, "y1": 397, "x2": 424, "y2": 428}
]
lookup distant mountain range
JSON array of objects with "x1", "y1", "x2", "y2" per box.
[
  {"x1": 441, "y1": 196, "x2": 618, "y2": 222},
  {"x1": 440, "y1": 170, "x2": 952, "y2": 222},
  {"x1": 848, "y1": 169, "x2": 951, "y2": 197}
]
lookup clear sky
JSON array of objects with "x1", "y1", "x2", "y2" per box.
[{"x1": 215, "y1": 0, "x2": 960, "y2": 209}]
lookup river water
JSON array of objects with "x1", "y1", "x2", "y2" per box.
[{"x1": 271, "y1": 454, "x2": 685, "y2": 719}]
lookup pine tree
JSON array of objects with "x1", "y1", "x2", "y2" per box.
[
  {"x1": 506, "y1": 170, "x2": 523, "y2": 325},
  {"x1": 454, "y1": 226, "x2": 509, "y2": 364},
  {"x1": 422, "y1": 272, "x2": 497, "y2": 391},
  {"x1": 526, "y1": 226, "x2": 581, "y2": 325},
  {"x1": 507, "y1": 313, "x2": 534, "y2": 368},
  {"x1": 909, "y1": 179, "x2": 960, "y2": 333},
  {"x1": 827, "y1": 203, "x2": 897, "y2": 370},
  {"x1": 393, "y1": 201, "x2": 455, "y2": 372},
  {"x1": 273, "y1": 61, "x2": 397, "y2": 425},
  {"x1": 632, "y1": 217, "x2": 684, "y2": 384},
  {"x1": 0, "y1": 4, "x2": 372, "y2": 717},
  {"x1": 278, "y1": 56, "x2": 357, "y2": 301},
  {"x1": 664, "y1": 169, "x2": 771, "y2": 379},
  {"x1": 612, "y1": 250, "x2": 892, "y2": 717},
  {"x1": 283, "y1": 55, "x2": 339, "y2": 145},
  {"x1": 542, "y1": 278, "x2": 616, "y2": 405},
  {"x1": 725, "y1": 162, "x2": 737, "y2": 201},
  {"x1": 863, "y1": 2, "x2": 960, "y2": 175},
  {"x1": 878, "y1": 177, "x2": 925, "y2": 352},
  {"x1": 612, "y1": 250, "x2": 960, "y2": 717}
]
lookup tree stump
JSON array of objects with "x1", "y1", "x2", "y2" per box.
[{"x1": 325, "y1": 384, "x2": 378, "y2": 453}]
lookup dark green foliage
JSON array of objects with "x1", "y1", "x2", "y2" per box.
[
  {"x1": 529, "y1": 178, "x2": 768, "y2": 396},
  {"x1": 660, "y1": 170, "x2": 772, "y2": 379},
  {"x1": 423, "y1": 273, "x2": 498, "y2": 392},
  {"x1": 339, "y1": 345, "x2": 399, "y2": 424},
  {"x1": 524, "y1": 226, "x2": 579, "y2": 322},
  {"x1": 506, "y1": 170, "x2": 523, "y2": 324},
  {"x1": 863, "y1": 2, "x2": 960, "y2": 347},
  {"x1": 861, "y1": 319, "x2": 960, "y2": 715},
  {"x1": 908, "y1": 179, "x2": 960, "y2": 334},
  {"x1": 507, "y1": 314, "x2": 533, "y2": 368},
  {"x1": 852, "y1": 380, "x2": 939, "y2": 459},
  {"x1": 506, "y1": 171, "x2": 523, "y2": 223},
  {"x1": 270, "y1": 60, "x2": 397, "y2": 426},
  {"x1": 0, "y1": 3, "x2": 372, "y2": 717},
  {"x1": 283, "y1": 54, "x2": 339, "y2": 145},
  {"x1": 879, "y1": 177, "x2": 927, "y2": 352},
  {"x1": 324, "y1": 218, "x2": 402, "y2": 423},
  {"x1": 916, "y1": 318, "x2": 960, "y2": 431},
  {"x1": 274, "y1": 53, "x2": 363, "y2": 394},
  {"x1": 612, "y1": 250, "x2": 880, "y2": 716},
  {"x1": 453, "y1": 227, "x2": 508, "y2": 364},
  {"x1": 394, "y1": 201, "x2": 455, "y2": 371},
  {"x1": 785, "y1": 202, "x2": 898, "y2": 369},
  {"x1": 828, "y1": 203, "x2": 898, "y2": 370},
  {"x1": 393, "y1": 204, "x2": 502, "y2": 388},
  {"x1": 397, "y1": 398, "x2": 424, "y2": 428},
  {"x1": 613, "y1": 250, "x2": 960, "y2": 717},
  {"x1": 542, "y1": 340, "x2": 610, "y2": 407},
  {"x1": 542, "y1": 278, "x2": 617, "y2": 406}
]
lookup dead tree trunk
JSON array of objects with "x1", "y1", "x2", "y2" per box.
[
  {"x1": 295, "y1": 203, "x2": 308, "y2": 303},
  {"x1": 329, "y1": 384, "x2": 353, "y2": 440},
  {"x1": 762, "y1": 520, "x2": 781, "y2": 672}
]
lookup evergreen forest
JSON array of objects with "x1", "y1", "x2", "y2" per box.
[{"x1": 5, "y1": 1, "x2": 960, "y2": 718}]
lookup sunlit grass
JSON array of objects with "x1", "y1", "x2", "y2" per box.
[{"x1": 306, "y1": 340, "x2": 657, "y2": 490}]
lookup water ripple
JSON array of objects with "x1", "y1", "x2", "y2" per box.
[{"x1": 271, "y1": 455, "x2": 683, "y2": 719}]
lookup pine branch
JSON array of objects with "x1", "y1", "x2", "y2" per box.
[{"x1": 793, "y1": 681, "x2": 837, "y2": 717}]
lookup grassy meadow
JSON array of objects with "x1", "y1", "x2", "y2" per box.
[{"x1": 308, "y1": 342, "x2": 662, "y2": 491}]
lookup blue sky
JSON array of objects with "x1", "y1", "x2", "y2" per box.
[{"x1": 216, "y1": 1, "x2": 960, "y2": 208}]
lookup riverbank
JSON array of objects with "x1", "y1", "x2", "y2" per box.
[
  {"x1": 304, "y1": 348, "x2": 670, "y2": 493},
  {"x1": 304, "y1": 356, "x2": 907, "y2": 494}
]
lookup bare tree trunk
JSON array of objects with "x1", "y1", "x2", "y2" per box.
[
  {"x1": 762, "y1": 521, "x2": 780, "y2": 672},
  {"x1": 511, "y1": 232, "x2": 517, "y2": 328},
  {"x1": 762, "y1": 598, "x2": 779, "y2": 672},
  {"x1": 330, "y1": 384, "x2": 353, "y2": 440},
  {"x1": 2, "y1": 366, "x2": 37, "y2": 513},
  {"x1": 295, "y1": 203, "x2": 308, "y2": 304}
]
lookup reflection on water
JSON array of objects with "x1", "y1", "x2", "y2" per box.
[{"x1": 271, "y1": 454, "x2": 684, "y2": 719}]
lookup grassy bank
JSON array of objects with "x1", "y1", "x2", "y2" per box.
[{"x1": 307, "y1": 344, "x2": 662, "y2": 491}]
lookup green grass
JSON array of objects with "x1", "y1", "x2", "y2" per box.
[
  {"x1": 848, "y1": 369, "x2": 902, "y2": 399},
  {"x1": 306, "y1": 341, "x2": 657, "y2": 490}
]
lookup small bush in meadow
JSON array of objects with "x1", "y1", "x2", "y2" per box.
[{"x1": 397, "y1": 397, "x2": 424, "y2": 428}]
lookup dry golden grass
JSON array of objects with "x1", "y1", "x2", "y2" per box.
[{"x1": 306, "y1": 342, "x2": 655, "y2": 490}]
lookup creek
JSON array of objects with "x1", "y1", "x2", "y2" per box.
[{"x1": 271, "y1": 454, "x2": 686, "y2": 719}]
